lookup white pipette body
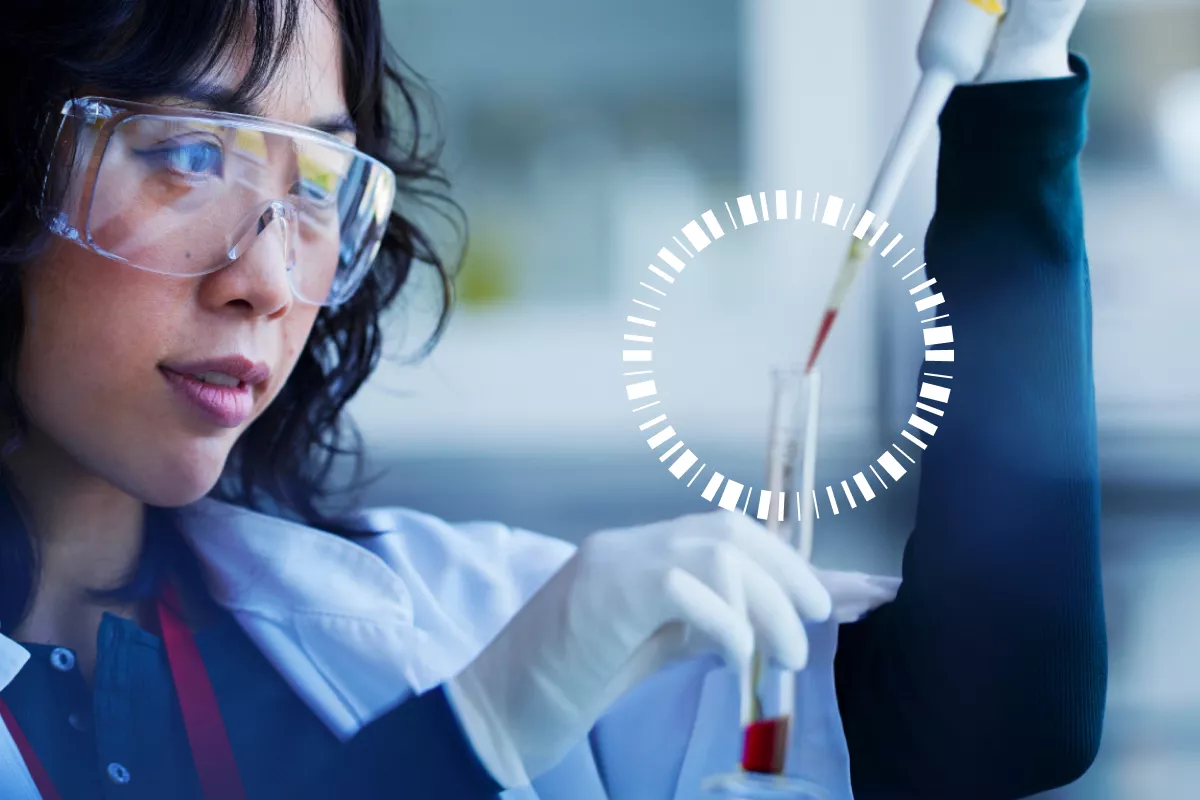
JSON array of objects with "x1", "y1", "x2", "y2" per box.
[
  {"x1": 805, "y1": 0, "x2": 1007, "y2": 371},
  {"x1": 877, "y1": 0, "x2": 1008, "y2": 226}
]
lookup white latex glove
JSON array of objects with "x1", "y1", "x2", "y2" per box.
[
  {"x1": 445, "y1": 509, "x2": 833, "y2": 788},
  {"x1": 976, "y1": 0, "x2": 1088, "y2": 83}
]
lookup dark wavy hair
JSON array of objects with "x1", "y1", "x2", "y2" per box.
[{"x1": 0, "y1": 0, "x2": 460, "y2": 629}]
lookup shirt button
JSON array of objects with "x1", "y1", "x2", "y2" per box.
[
  {"x1": 49, "y1": 648, "x2": 76, "y2": 672},
  {"x1": 68, "y1": 712, "x2": 89, "y2": 732},
  {"x1": 107, "y1": 762, "x2": 131, "y2": 785}
]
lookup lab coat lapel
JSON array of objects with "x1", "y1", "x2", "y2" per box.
[
  {"x1": 175, "y1": 500, "x2": 423, "y2": 742},
  {"x1": 0, "y1": 636, "x2": 29, "y2": 695},
  {"x1": 0, "y1": 631, "x2": 39, "y2": 798},
  {"x1": 0, "y1": 723, "x2": 40, "y2": 800}
]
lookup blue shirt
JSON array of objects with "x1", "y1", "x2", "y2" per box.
[{"x1": 5, "y1": 610, "x2": 339, "y2": 799}]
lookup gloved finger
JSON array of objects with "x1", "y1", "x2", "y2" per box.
[
  {"x1": 996, "y1": 0, "x2": 1086, "y2": 42},
  {"x1": 657, "y1": 542, "x2": 742, "y2": 662},
  {"x1": 699, "y1": 534, "x2": 748, "y2": 618},
  {"x1": 661, "y1": 565, "x2": 755, "y2": 673},
  {"x1": 674, "y1": 539, "x2": 808, "y2": 671},
  {"x1": 736, "y1": 549, "x2": 809, "y2": 670},
  {"x1": 715, "y1": 512, "x2": 833, "y2": 623}
]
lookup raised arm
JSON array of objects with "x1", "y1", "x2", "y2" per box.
[{"x1": 834, "y1": 56, "x2": 1107, "y2": 798}]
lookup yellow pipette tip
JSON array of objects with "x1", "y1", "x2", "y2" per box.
[{"x1": 966, "y1": 0, "x2": 1005, "y2": 16}]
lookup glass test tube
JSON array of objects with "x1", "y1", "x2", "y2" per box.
[{"x1": 702, "y1": 366, "x2": 826, "y2": 800}]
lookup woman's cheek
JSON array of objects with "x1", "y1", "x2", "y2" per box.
[
  {"x1": 20, "y1": 252, "x2": 161, "y2": 412},
  {"x1": 279, "y1": 308, "x2": 321, "y2": 376},
  {"x1": 15, "y1": 251, "x2": 230, "y2": 505}
]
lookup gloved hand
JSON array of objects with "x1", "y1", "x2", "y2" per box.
[
  {"x1": 445, "y1": 509, "x2": 833, "y2": 788},
  {"x1": 976, "y1": 0, "x2": 1088, "y2": 83}
]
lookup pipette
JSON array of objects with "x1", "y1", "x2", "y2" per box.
[{"x1": 804, "y1": 0, "x2": 1007, "y2": 373}]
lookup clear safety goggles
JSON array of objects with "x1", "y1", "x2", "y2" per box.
[{"x1": 40, "y1": 97, "x2": 397, "y2": 308}]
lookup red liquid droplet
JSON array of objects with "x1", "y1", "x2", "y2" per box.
[
  {"x1": 741, "y1": 716, "x2": 791, "y2": 775},
  {"x1": 805, "y1": 309, "x2": 838, "y2": 373}
]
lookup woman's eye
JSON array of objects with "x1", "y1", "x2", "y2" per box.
[{"x1": 134, "y1": 139, "x2": 225, "y2": 178}]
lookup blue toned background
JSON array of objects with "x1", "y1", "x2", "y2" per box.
[{"x1": 340, "y1": 1, "x2": 1200, "y2": 797}]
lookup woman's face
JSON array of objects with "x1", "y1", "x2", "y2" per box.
[{"x1": 15, "y1": 6, "x2": 350, "y2": 507}]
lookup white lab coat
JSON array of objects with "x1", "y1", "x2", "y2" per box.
[{"x1": 0, "y1": 499, "x2": 898, "y2": 799}]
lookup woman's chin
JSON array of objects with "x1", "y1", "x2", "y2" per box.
[
  {"x1": 116, "y1": 445, "x2": 232, "y2": 508},
  {"x1": 122, "y1": 469, "x2": 223, "y2": 508},
  {"x1": 136, "y1": 478, "x2": 221, "y2": 509}
]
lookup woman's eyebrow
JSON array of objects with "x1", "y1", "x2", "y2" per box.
[{"x1": 173, "y1": 85, "x2": 357, "y2": 135}]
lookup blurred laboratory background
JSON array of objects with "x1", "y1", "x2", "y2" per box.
[{"x1": 345, "y1": 1, "x2": 1200, "y2": 797}]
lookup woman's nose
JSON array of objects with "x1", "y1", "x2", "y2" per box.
[
  {"x1": 199, "y1": 202, "x2": 297, "y2": 318},
  {"x1": 199, "y1": 201, "x2": 297, "y2": 321}
]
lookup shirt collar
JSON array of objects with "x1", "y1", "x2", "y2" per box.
[{"x1": 176, "y1": 499, "x2": 424, "y2": 736}]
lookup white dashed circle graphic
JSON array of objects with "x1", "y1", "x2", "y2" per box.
[{"x1": 621, "y1": 190, "x2": 954, "y2": 520}]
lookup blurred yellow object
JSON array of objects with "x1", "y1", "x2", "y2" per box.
[{"x1": 457, "y1": 230, "x2": 518, "y2": 307}]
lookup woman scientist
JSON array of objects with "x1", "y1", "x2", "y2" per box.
[{"x1": 0, "y1": 0, "x2": 1104, "y2": 798}]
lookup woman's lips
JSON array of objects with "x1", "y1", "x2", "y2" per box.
[{"x1": 159, "y1": 367, "x2": 255, "y2": 428}]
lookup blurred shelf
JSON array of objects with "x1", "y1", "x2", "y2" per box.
[
  {"x1": 348, "y1": 304, "x2": 879, "y2": 455},
  {"x1": 349, "y1": 300, "x2": 1200, "y2": 489}
]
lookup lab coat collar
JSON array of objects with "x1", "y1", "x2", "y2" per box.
[
  {"x1": 173, "y1": 499, "x2": 414, "y2": 625},
  {"x1": 173, "y1": 499, "x2": 421, "y2": 740},
  {"x1": 0, "y1": 634, "x2": 29, "y2": 693}
]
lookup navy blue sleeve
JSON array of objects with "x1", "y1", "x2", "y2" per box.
[
  {"x1": 319, "y1": 684, "x2": 502, "y2": 799},
  {"x1": 834, "y1": 55, "x2": 1107, "y2": 799}
]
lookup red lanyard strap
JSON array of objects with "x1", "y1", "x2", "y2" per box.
[
  {"x1": 157, "y1": 582, "x2": 248, "y2": 800},
  {"x1": 0, "y1": 695, "x2": 63, "y2": 800},
  {"x1": 0, "y1": 584, "x2": 247, "y2": 800}
]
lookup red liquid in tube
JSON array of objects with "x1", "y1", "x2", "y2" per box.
[{"x1": 741, "y1": 716, "x2": 791, "y2": 775}]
